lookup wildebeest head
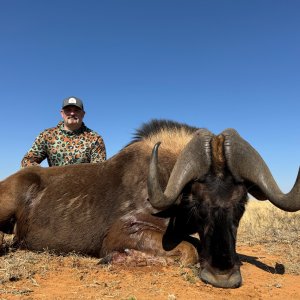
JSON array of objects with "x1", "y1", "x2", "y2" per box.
[{"x1": 148, "y1": 128, "x2": 300, "y2": 288}]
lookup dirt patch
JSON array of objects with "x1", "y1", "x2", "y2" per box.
[{"x1": 0, "y1": 243, "x2": 299, "y2": 300}]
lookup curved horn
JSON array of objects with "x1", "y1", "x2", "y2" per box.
[
  {"x1": 148, "y1": 129, "x2": 213, "y2": 210},
  {"x1": 223, "y1": 128, "x2": 300, "y2": 212}
]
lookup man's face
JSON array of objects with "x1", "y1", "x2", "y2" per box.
[{"x1": 61, "y1": 106, "x2": 85, "y2": 129}]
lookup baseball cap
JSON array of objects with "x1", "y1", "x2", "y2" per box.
[{"x1": 62, "y1": 96, "x2": 84, "y2": 110}]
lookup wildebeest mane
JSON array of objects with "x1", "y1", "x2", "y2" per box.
[
  {"x1": 129, "y1": 119, "x2": 198, "y2": 143},
  {"x1": 123, "y1": 119, "x2": 199, "y2": 155}
]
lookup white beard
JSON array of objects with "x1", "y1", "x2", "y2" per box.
[{"x1": 66, "y1": 117, "x2": 79, "y2": 125}]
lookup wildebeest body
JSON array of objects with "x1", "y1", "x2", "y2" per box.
[
  {"x1": 7, "y1": 146, "x2": 168, "y2": 256},
  {"x1": 1, "y1": 119, "x2": 299, "y2": 289}
]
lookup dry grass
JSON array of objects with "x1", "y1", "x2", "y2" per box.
[
  {"x1": 239, "y1": 200, "x2": 300, "y2": 244},
  {"x1": 0, "y1": 242, "x2": 99, "y2": 287},
  {"x1": 238, "y1": 199, "x2": 300, "y2": 274}
]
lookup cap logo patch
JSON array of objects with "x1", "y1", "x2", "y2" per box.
[{"x1": 68, "y1": 97, "x2": 77, "y2": 104}]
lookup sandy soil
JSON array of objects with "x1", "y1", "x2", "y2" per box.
[{"x1": 0, "y1": 243, "x2": 299, "y2": 300}]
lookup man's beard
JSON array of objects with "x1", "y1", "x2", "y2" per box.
[{"x1": 66, "y1": 117, "x2": 79, "y2": 124}]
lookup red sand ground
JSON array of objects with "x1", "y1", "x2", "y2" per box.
[{"x1": 0, "y1": 244, "x2": 299, "y2": 299}]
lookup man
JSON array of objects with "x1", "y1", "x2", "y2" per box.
[{"x1": 21, "y1": 96, "x2": 106, "y2": 167}]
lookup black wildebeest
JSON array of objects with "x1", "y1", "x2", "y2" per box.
[{"x1": 0, "y1": 120, "x2": 299, "y2": 288}]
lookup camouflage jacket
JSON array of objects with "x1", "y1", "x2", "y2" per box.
[{"x1": 21, "y1": 121, "x2": 106, "y2": 167}]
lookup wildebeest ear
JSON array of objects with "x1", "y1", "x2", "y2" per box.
[
  {"x1": 162, "y1": 216, "x2": 183, "y2": 251},
  {"x1": 245, "y1": 181, "x2": 268, "y2": 200},
  {"x1": 152, "y1": 206, "x2": 177, "y2": 218}
]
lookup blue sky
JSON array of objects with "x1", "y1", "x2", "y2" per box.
[{"x1": 0, "y1": 1, "x2": 299, "y2": 192}]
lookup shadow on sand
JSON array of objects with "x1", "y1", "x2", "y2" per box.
[{"x1": 238, "y1": 253, "x2": 285, "y2": 275}]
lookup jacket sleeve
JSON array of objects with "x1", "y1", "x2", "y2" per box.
[
  {"x1": 21, "y1": 132, "x2": 48, "y2": 167},
  {"x1": 90, "y1": 135, "x2": 107, "y2": 163}
]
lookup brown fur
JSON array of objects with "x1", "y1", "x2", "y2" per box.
[{"x1": 211, "y1": 134, "x2": 226, "y2": 178}]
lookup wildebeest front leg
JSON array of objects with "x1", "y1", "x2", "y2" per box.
[{"x1": 100, "y1": 227, "x2": 198, "y2": 266}]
